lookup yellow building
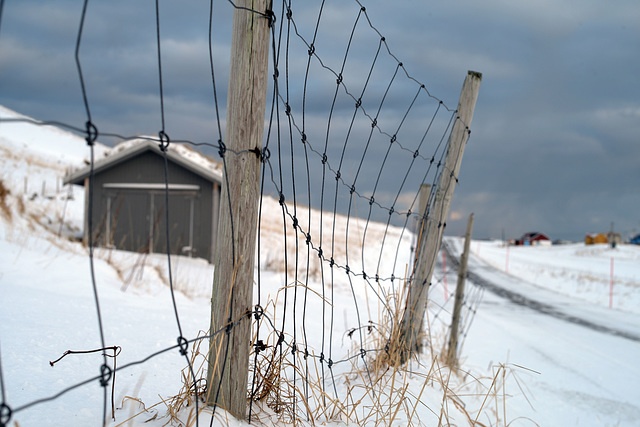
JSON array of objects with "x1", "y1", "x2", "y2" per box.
[{"x1": 585, "y1": 232, "x2": 621, "y2": 245}]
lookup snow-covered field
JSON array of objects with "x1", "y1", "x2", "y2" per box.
[
  {"x1": 0, "y1": 106, "x2": 483, "y2": 426},
  {"x1": 2, "y1": 105, "x2": 640, "y2": 426},
  {"x1": 465, "y1": 239, "x2": 640, "y2": 315},
  {"x1": 444, "y1": 237, "x2": 640, "y2": 426}
]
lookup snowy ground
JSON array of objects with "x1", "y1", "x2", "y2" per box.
[
  {"x1": 2, "y1": 105, "x2": 640, "y2": 426},
  {"x1": 444, "y1": 237, "x2": 640, "y2": 426},
  {"x1": 0, "y1": 106, "x2": 480, "y2": 426},
  {"x1": 463, "y1": 239, "x2": 640, "y2": 315}
]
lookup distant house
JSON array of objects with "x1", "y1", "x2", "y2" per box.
[
  {"x1": 585, "y1": 232, "x2": 622, "y2": 246},
  {"x1": 64, "y1": 139, "x2": 223, "y2": 262},
  {"x1": 585, "y1": 233, "x2": 608, "y2": 245},
  {"x1": 515, "y1": 232, "x2": 551, "y2": 246}
]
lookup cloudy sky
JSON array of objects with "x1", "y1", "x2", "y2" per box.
[{"x1": 1, "y1": 0, "x2": 639, "y2": 241}]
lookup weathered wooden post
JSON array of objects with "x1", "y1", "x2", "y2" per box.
[
  {"x1": 416, "y1": 184, "x2": 431, "y2": 233},
  {"x1": 206, "y1": 0, "x2": 271, "y2": 419},
  {"x1": 446, "y1": 212, "x2": 474, "y2": 367},
  {"x1": 409, "y1": 184, "x2": 431, "y2": 271},
  {"x1": 397, "y1": 71, "x2": 481, "y2": 364}
]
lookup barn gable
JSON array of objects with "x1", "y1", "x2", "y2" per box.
[{"x1": 64, "y1": 139, "x2": 222, "y2": 262}]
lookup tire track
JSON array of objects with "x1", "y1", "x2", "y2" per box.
[{"x1": 441, "y1": 241, "x2": 640, "y2": 343}]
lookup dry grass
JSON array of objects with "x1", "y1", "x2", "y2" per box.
[
  {"x1": 111, "y1": 195, "x2": 533, "y2": 426},
  {"x1": 1, "y1": 177, "x2": 532, "y2": 425},
  {"x1": 2, "y1": 192, "x2": 531, "y2": 426},
  {"x1": 3, "y1": 185, "x2": 531, "y2": 426},
  {"x1": 126, "y1": 281, "x2": 532, "y2": 427},
  {"x1": 0, "y1": 179, "x2": 12, "y2": 221},
  {"x1": 0, "y1": 144, "x2": 69, "y2": 174}
]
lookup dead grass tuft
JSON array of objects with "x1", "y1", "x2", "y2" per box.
[
  {"x1": 0, "y1": 179, "x2": 12, "y2": 221},
  {"x1": 102, "y1": 197, "x2": 533, "y2": 426},
  {"x1": 111, "y1": 286, "x2": 533, "y2": 426}
]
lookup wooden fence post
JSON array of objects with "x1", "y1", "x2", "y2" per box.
[
  {"x1": 397, "y1": 71, "x2": 481, "y2": 364},
  {"x1": 206, "y1": 0, "x2": 271, "y2": 419},
  {"x1": 416, "y1": 184, "x2": 431, "y2": 234},
  {"x1": 446, "y1": 212, "x2": 474, "y2": 367},
  {"x1": 410, "y1": 184, "x2": 431, "y2": 272}
]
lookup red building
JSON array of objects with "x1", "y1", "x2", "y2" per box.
[{"x1": 515, "y1": 232, "x2": 551, "y2": 246}]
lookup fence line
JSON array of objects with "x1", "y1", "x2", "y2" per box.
[{"x1": 0, "y1": 0, "x2": 481, "y2": 425}]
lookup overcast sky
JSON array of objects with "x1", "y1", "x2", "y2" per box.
[{"x1": 1, "y1": 0, "x2": 639, "y2": 241}]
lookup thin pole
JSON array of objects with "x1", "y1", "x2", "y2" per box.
[
  {"x1": 609, "y1": 257, "x2": 614, "y2": 309},
  {"x1": 442, "y1": 250, "x2": 448, "y2": 301},
  {"x1": 446, "y1": 213, "x2": 474, "y2": 367}
]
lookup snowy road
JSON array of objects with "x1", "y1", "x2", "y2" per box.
[
  {"x1": 443, "y1": 241, "x2": 640, "y2": 344},
  {"x1": 441, "y1": 238, "x2": 640, "y2": 426}
]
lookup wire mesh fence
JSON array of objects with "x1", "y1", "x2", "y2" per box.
[{"x1": 0, "y1": 1, "x2": 481, "y2": 425}]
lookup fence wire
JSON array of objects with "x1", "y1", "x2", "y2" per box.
[{"x1": 0, "y1": 0, "x2": 479, "y2": 425}]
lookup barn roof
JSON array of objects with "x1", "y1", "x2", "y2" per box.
[{"x1": 64, "y1": 138, "x2": 223, "y2": 185}]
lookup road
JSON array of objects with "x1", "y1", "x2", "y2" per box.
[
  {"x1": 437, "y1": 239, "x2": 640, "y2": 427},
  {"x1": 442, "y1": 241, "x2": 640, "y2": 343}
]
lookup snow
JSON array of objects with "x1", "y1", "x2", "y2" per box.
[
  {"x1": 103, "y1": 136, "x2": 223, "y2": 177},
  {"x1": 444, "y1": 237, "x2": 640, "y2": 426},
  {"x1": 465, "y1": 239, "x2": 640, "y2": 314},
  {"x1": 2, "y1": 104, "x2": 640, "y2": 426},
  {"x1": 0, "y1": 105, "x2": 109, "y2": 168}
]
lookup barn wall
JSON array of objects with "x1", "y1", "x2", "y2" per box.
[{"x1": 89, "y1": 151, "x2": 216, "y2": 261}]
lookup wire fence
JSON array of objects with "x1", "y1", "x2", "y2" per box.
[{"x1": 0, "y1": 0, "x2": 481, "y2": 425}]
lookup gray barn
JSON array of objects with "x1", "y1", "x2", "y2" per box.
[{"x1": 64, "y1": 139, "x2": 222, "y2": 262}]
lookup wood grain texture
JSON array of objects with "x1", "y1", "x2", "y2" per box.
[
  {"x1": 206, "y1": 0, "x2": 271, "y2": 419},
  {"x1": 398, "y1": 71, "x2": 481, "y2": 364}
]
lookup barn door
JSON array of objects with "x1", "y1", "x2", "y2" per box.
[
  {"x1": 151, "y1": 192, "x2": 196, "y2": 257},
  {"x1": 107, "y1": 192, "x2": 151, "y2": 253}
]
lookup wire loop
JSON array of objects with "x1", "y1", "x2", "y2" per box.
[
  {"x1": 158, "y1": 130, "x2": 170, "y2": 151},
  {"x1": 0, "y1": 403, "x2": 12, "y2": 426},
  {"x1": 99, "y1": 364, "x2": 112, "y2": 387},
  {"x1": 85, "y1": 121, "x2": 98, "y2": 146},
  {"x1": 177, "y1": 336, "x2": 189, "y2": 356}
]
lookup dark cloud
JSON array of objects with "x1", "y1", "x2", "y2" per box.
[{"x1": 1, "y1": 0, "x2": 639, "y2": 241}]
